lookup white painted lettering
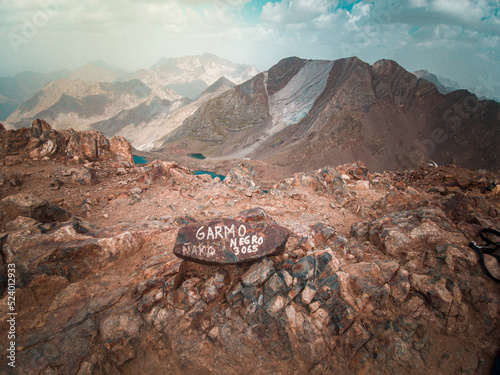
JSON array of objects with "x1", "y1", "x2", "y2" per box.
[
  {"x1": 238, "y1": 225, "x2": 246, "y2": 237},
  {"x1": 215, "y1": 226, "x2": 223, "y2": 239},
  {"x1": 225, "y1": 224, "x2": 235, "y2": 238},
  {"x1": 207, "y1": 227, "x2": 215, "y2": 240},
  {"x1": 196, "y1": 226, "x2": 206, "y2": 240}
]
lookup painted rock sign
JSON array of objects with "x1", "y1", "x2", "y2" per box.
[{"x1": 173, "y1": 218, "x2": 290, "y2": 264}]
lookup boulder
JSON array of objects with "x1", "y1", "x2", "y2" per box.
[
  {"x1": 66, "y1": 130, "x2": 107, "y2": 161},
  {"x1": 109, "y1": 136, "x2": 134, "y2": 163},
  {"x1": 30, "y1": 119, "x2": 52, "y2": 138},
  {"x1": 71, "y1": 168, "x2": 98, "y2": 185},
  {"x1": 0, "y1": 193, "x2": 71, "y2": 228},
  {"x1": 2, "y1": 128, "x2": 30, "y2": 152},
  {"x1": 224, "y1": 162, "x2": 255, "y2": 188},
  {"x1": 29, "y1": 139, "x2": 57, "y2": 159}
]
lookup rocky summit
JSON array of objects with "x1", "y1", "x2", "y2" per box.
[{"x1": 0, "y1": 122, "x2": 499, "y2": 374}]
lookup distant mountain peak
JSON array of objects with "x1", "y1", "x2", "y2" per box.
[
  {"x1": 69, "y1": 61, "x2": 126, "y2": 83},
  {"x1": 201, "y1": 76, "x2": 235, "y2": 96},
  {"x1": 412, "y1": 70, "x2": 459, "y2": 95}
]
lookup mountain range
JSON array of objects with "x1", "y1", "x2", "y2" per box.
[
  {"x1": 2, "y1": 54, "x2": 499, "y2": 173},
  {"x1": 2, "y1": 54, "x2": 258, "y2": 149},
  {"x1": 161, "y1": 56, "x2": 500, "y2": 173}
]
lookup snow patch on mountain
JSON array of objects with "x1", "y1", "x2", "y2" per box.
[{"x1": 268, "y1": 60, "x2": 334, "y2": 134}]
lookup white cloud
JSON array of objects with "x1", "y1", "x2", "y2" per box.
[
  {"x1": 0, "y1": 0, "x2": 498, "y2": 98},
  {"x1": 261, "y1": 0, "x2": 336, "y2": 25},
  {"x1": 431, "y1": 0, "x2": 489, "y2": 21}
]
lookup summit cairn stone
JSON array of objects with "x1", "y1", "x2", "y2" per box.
[{"x1": 173, "y1": 218, "x2": 290, "y2": 264}]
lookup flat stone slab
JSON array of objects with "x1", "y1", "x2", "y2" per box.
[{"x1": 173, "y1": 218, "x2": 290, "y2": 264}]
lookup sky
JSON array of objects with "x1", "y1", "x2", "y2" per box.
[{"x1": 0, "y1": 0, "x2": 499, "y2": 99}]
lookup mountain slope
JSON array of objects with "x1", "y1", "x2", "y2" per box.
[
  {"x1": 161, "y1": 56, "x2": 500, "y2": 173},
  {"x1": 0, "y1": 69, "x2": 71, "y2": 120},
  {"x1": 95, "y1": 76, "x2": 236, "y2": 150},
  {"x1": 4, "y1": 54, "x2": 258, "y2": 145},
  {"x1": 7, "y1": 79, "x2": 152, "y2": 130}
]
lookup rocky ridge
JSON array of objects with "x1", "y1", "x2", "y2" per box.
[{"x1": 0, "y1": 124, "x2": 499, "y2": 374}]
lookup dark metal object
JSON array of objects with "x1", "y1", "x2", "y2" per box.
[{"x1": 469, "y1": 228, "x2": 500, "y2": 283}]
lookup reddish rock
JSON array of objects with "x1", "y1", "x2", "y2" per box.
[
  {"x1": 109, "y1": 135, "x2": 134, "y2": 163},
  {"x1": 66, "y1": 130, "x2": 106, "y2": 161},
  {"x1": 224, "y1": 162, "x2": 256, "y2": 188},
  {"x1": 2, "y1": 128, "x2": 30, "y2": 152},
  {"x1": 30, "y1": 118, "x2": 52, "y2": 138},
  {"x1": 30, "y1": 139, "x2": 57, "y2": 159},
  {"x1": 0, "y1": 193, "x2": 70, "y2": 228},
  {"x1": 1, "y1": 120, "x2": 134, "y2": 163},
  {"x1": 236, "y1": 207, "x2": 271, "y2": 222},
  {"x1": 0, "y1": 150, "x2": 498, "y2": 375}
]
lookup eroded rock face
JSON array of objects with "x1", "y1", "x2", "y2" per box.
[
  {"x1": 224, "y1": 162, "x2": 256, "y2": 189},
  {"x1": 0, "y1": 119, "x2": 134, "y2": 163},
  {"x1": 109, "y1": 136, "x2": 134, "y2": 163},
  {"x1": 162, "y1": 56, "x2": 500, "y2": 173}
]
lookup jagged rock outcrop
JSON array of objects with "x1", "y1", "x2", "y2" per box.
[
  {"x1": 0, "y1": 119, "x2": 133, "y2": 163},
  {"x1": 224, "y1": 162, "x2": 257, "y2": 189}
]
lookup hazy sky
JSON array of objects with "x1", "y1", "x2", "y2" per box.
[{"x1": 0, "y1": 0, "x2": 499, "y2": 98}]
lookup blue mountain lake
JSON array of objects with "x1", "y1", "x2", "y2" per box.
[
  {"x1": 188, "y1": 153, "x2": 206, "y2": 160},
  {"x1": 194, "y1": 170, "x2": 226, "y2": 181},
  {"x1": 132, "y1": 155, "x2": 148, "y2": 164}
]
